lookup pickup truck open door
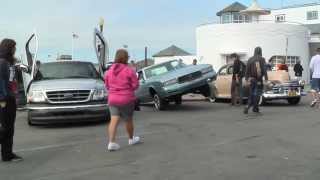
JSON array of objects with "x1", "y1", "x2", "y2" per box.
[
  {"x1": 23, "y1": 32, "x2": 39, "y2": 94},
  {"x1": 94, "y1": 28, "x2": 109, "y2": 76}
]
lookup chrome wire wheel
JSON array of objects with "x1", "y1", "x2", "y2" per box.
[{"x1": 154, "y1": 94, "x2": 161, "y2": 110}]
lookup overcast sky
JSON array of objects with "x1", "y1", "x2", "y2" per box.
[{"x1": 0, "y1": 0, "x2": 316, "y2": 62}]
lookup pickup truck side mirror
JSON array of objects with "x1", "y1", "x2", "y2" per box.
[{"x1": 16, "y1": 63, "x2": 30, "y2": 74}]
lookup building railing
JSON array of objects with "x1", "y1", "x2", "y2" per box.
[{"x1": 199, "y1": 19, "x2": 304, "y2": 26}]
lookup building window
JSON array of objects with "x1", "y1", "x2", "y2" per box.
[
  {"x1": 270, "y1": 56, "x2": 300, "y2": 68},
  {"x1": 307, "y1": 11, "x2": 318, "y2": 20},
  {"x1": 233, "y1": 13, "x2": 249, "y2": 23},
  {"x1": 275, "y1": 14, "x2": 286, "y2": 22},
  {"x1": 221, "y1": 13, "x2": 232, "y2": 24}
]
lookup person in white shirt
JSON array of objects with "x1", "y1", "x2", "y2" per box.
[{"x1": 310, "y1": 48, "x2": 320, "y2": 107}]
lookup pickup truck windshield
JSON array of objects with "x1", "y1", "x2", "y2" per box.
[
  {"x1": 145, "y1": 60, "x2": 186, "y2": 79},
  {"x1": 34, "y1": 62, "x2": 100, "y2": 80}
]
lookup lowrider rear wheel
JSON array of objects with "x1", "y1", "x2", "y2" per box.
[
  {"x1": 175, "y1": 96, "x2": 182, "y2": 105},
  {"x1": 153, "y1": 94, "x2": 167, "y2": 111},
  {"x1": 288, "y1": 97, "x2": 301, "y2": 105}
]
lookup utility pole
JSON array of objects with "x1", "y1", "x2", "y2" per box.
[
  {"x1": 285, "y1": 37, "x2": 288, "y2": 63},
  {"x1": 144, "y1": 47, "x2": 148, "y2": 67}
]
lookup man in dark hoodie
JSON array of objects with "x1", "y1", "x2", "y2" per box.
[
  {"x1": 244, "y1": 47, "x2": 268, "y2": 114},
  {"x1": 0, "y1": 39, "x2": 23, "y2": 162}
]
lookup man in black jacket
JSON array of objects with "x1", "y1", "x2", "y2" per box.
[
  {"x1": 244, "y1": 47, "x2": 268, "y2": 114},
  {"x1": 0, "y1": 39, "x2": 23, "y2": 162},
  {"x1": 230, "y1": 53, "x2": 245, "y2": 105},
  {"x1": 294, "y1": 61, "x2": 303, "y2": 80}
]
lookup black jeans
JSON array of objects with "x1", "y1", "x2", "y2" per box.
[
  {"x1": 247, "y1": 79, "x2": 263, "y2": 111},
  {"x1": 231, "y1": 78, "x2": 243, "y2": 105},
  {"x1": 0, "y1": 96, "x2": 16, "y2": 160}
]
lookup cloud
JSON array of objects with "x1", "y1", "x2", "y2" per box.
[{"x1": 0, "y1": 0, "x2": 311, "y2": 61}]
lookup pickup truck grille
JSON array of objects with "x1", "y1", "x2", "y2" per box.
[
  {"x1": 46, "y1": 90, "x2": 91, "y2": 103},
  {"x1": 178, "y1": 71, "x2": 202, "y2": 84}
]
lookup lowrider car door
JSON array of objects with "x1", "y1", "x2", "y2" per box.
[
  {"x1": 136, "y1": 70, "x2": 151, "y2": 102},
  {"x1": 23, "y1": 33, "x2": 39, "y2": 94},
  {"x1": 215, "y1": 65, "x2": 233, "y2": 98},
  {"x1": 94, "y1": 28, "x2": 109, "y2": 76}
]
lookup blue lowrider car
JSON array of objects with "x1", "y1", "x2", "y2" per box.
[{"x1": 136, "y1": 60, "x2": 216, "y2": 110}]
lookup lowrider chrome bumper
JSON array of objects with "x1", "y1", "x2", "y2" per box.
[{"x1": 263, "y1": 89, "x2": 301, "y2": 99}]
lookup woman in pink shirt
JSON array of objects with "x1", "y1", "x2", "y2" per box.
[{"x1": 105, "y1": 49, "x2": 140, "y2": 151}]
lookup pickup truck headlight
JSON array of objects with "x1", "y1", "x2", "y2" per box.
[
  {"x1": 201, "y1": 67, "x2": 213, "y2": 74},
  {"x1": 92, "y1": 89, "x2": 107, "y2": 101},
  {"x1": 28, "y1": 90, "x2": 46, "y2": 103},
  {"x1": 163, "y1": 78, "x2": 178, "y2": 86}
]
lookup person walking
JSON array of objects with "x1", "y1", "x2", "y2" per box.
[
  {"x1": 230, "y1": 53, "x2": 245, "y2": 105},
  {"x1": 0, "y1": 39, "x2": 23, "y2": 162},
  {"x1": 310, "y1": 48, "x2": 320, "y2": 107},
  {"x1": 104, "y1": 49, "x2": 141, "y2": 151},
  {"x1": 294, "y1": 61, "x2": 304, "y2": 80},
  {"x1": 244, "y1": 47, "x2": 268, "y2": 114}
]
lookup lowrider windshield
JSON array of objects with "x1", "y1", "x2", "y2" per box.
[
  {"x1": 34, "y1": 62, "x2": 100, "y2": 80},
  {"x1": 144, "y1": 60, "x2": 186, "y2": 78}
]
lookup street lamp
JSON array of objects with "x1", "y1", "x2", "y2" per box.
[{"x1": 99, "y1": 17, "x2": 105, "y2": 33}]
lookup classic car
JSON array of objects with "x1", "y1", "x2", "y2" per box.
[
  {"x1": 136, "y1": 60, "x2": 216, "y2": 110},
  {"x1": 210, "y1": 64, "x2": 304, "y2": 105},
  {"x1": 19, "y1": 29, "x2": 110, "y2": 125}
]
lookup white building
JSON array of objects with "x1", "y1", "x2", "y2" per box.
[
  {"x1": 153, "y1": 45, "x2": 198, "y2": 65},
  {"x1": 196, "y1": 0, "x2": 320, "y2": 81}
]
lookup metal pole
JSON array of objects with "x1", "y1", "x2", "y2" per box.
[
  {"x1": 285, "y1": 37, "x2": 288, "y2": 63},
  {"x1": 144, "y1": 47, "x2": 148, "y2": 67},
  {"x1": 72, "y1": 34, "x2": 74, "y2": 60}
]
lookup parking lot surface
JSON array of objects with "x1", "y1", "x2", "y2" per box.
[{"x1": 1, "y1": 97, "x2": 320, "y2": 180}]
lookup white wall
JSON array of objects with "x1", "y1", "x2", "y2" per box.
[
  {"x1": 154, "y1": 55, "x2": 198, "y2": 65},
  {"x1": 261, "y1": 4, "x2": 320, "y2": 25},
  {"x1": 196, "y1": 23, "x2": 310, "y2": 81}
]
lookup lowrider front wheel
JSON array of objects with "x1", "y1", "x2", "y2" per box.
[
  {"x1": 153, "y1": 94, "x2": 167, "y2": 111},
  {"x1": 288, "y1": 98, "x2": 301, "y2": 105}
]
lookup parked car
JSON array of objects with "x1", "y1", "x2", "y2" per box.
[
  {"x1": 210, "y1": 64, "x2": 304, "y2": 105},
  {"x1": 20, "y1": 29, "x2": 110, "y2": 125},
  {"x1": 136, "y1": 60, "x2": 216, "y2": 110}
]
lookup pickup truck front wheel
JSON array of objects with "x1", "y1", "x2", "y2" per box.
[
  {"x1": 153, "y1": 94, "x2": 167, "y2": 111},
  {"x1": 27, "y1": 112, "x2": 35, "y2": 126}
]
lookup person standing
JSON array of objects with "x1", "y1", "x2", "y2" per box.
[
  {"x1": 230, "y1": 53, "x2": 245, "y2": 105},
  {"x1": 104, "y1": 49, "x2": 141, "y2": 151},
  {"x1": 310, "y1": 48, "x2": 320, "y2": 107},
  {"x1": 192, "y1": 59, "x2": 198, "y2": 65},
  {"x1": 129, "y1": 60, "x2": 137, "y2": 72},
  {"x1": 0, "y1": 39, "x2": 23, "y2": 162},
  {"x1": 244, "y1": 47, "x2": 268, "y2": 114},
  {"x1": 294, "y1": 61, "x2": 304, "y2": 80}
]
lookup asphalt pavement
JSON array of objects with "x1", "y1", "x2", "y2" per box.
[{"x1": 1, "y1": 97, "x2": 320, "y2": 180}]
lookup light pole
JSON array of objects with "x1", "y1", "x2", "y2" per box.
[{"x1": 99, "y1": 17, "x2": 104, "y2": 33}]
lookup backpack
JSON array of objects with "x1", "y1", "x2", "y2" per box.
[{"x1": 239, "y1": 61, "x2": 246, "y2": 78}]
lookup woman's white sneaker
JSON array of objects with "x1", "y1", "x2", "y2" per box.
[
  {"x1": 108, "y1": 142, "x2": 120, "y2": 151},
  {"x1": 129, "y1": 136, "x2": 141, "y2": 145}
]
